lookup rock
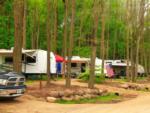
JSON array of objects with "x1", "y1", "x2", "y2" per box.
[
  {"x1": 100, "y1": 89, "x2": 108, "y2": 96},
  {"x1": 86, "y1": 89, "x2": 93, "y2": 94},
  {"x1": 73, "y1": 95, "x2": 82, "y2": 100},
  {"x1": 83, "y1": 94, "x2": 92, "y2": 99},
  {"x1": 136, "y1": 85, "x2": 143, "y2": 90},
  {"x1": 129, "y1": 84, "x2": 137, "y2": 89},
  {"x1": 120, "y1": 84, "x2": 129, "y2": 89},
  {"x1": 102, "y1": 89, "x2": 108, "y2": 94},
  {"x1": 75, "y1": 90, "x2": 85, "y2": 96},
  {"x1": 64, "y1": 90, "x2": 74, "y2": 97},
  {"x1": 97, "y1": 89, "x2": 103, "y2": 95},
  {"x1": 58, "y1": 91, "x2": 65, "y2": 97},
  {"x1": 46, "y1": 97, "x2": 57, "y2": 103},
  {"x1": 92, "y1": 89, "x2": 99, "y2": 95},
  {"x1": 49, "y1": 91, "x2": 59, "y2": 98},
  {"x1": 90, "y1": 94, "x2": 97, "y2": 98},
  {"x1": 97, "y1": 89, "x2": 106, "y2": 94},
  {"x1": 37, "y1": 97, "x2": 45, "y2": 102}
]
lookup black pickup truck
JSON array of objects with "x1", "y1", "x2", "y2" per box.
[{"x1": 0, "y1": 69, "x2": 26, "y2": 98}]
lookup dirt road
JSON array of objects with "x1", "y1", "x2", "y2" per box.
[
  {"x1": 1, "y1": 79, "x2": 150, "y2": 113},
  {"x1": 0, "y1": 93, "x2": 150, "y2": 113}
]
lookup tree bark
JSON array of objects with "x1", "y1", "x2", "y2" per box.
[
  {"x1": 100, "y1": 0, "x2": 106, "y2": 75},
  {"x1": 53, "y1": 0, "x2": 58, "y2": 53},
  {"x1": 66, "y1": 0, "x2": 75, "y2": 88},
  {"x1": 88, "y1": 0, "x2": 99, "y2": 89},
  {"x1": 46, "y1": 0, "x2": 51, "y2": 85},
  {"x1": 134, "y1": 0, "x2": 145, "y2": 81},
  {"x1": 22, "y1": 0, "x2": 26, "y2": 49},
  {"x1": 31, "y1": 3, "x2": 39, "y2": 49},
  {"x1": 62, "y1": 0, "x2": 69, "y2": 78},
  {"x1": 13, "y1": 0, "x2": 24, "y2": 73},
  {"x1": 125, "y1": 0, "x2": 131, "y2": 81}
]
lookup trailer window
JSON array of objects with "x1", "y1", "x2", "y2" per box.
[
  {"x1": 71, "y1": 63, "x2": 77, "y2": 67},
  {"x1": 5, "y1": 57, "x2": 13, "y2": 64},
  {"x1": 26, "y1": 56, "x2": 36, "y2": 63},
  {"x1": 81, "y1": 63, "x2": 86, "y2": 72}
]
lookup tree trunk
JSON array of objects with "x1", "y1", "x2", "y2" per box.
[
  {"x1": 22, "y1": 0, "x2": 26, "y2": 49},
  {"x1": 113, "y1": 31, "x2": 117, "y2": 59},
  {"x1": 100, "y1": 0, "x2": 106, "y2": 75},
  {"x1": 46, "y1": 0, "x2": 51, "y2": 85},
  {"x1": 66, "y1": 0, "x2": 75, "y2": 88},
  {"x1": 134, "y1": 0, "x2": 145, "y2": 81},
  {"x1": 78, "y1": 17, "x2": 83, "y2": 55},
  {"x1": 88, "y1": 1, "x2": 99, "y2": 89},
  {"x1": 13, "y1": 0, "x2": 24, "y2": 73},
  {"x1": 53, "y1": 0, "x2": 58, "y2": 53},
  {"x1": 62, "y1": 0, "x2": 68, "y2": 78},
  {"x1": 31, "y1": 3, "x2": 39, "y2": 49},
  {"x1": 125, "y1": 0, "x2": 130, "y2": 81}
]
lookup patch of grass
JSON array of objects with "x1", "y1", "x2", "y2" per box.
[
  {"x1": 136, "y1": 76, "x2": 148, "y2": 81},
  {"x1": 25, "y1": 80, "x2": 36, "y2": 85},
  {"x1": 114, "y1": 78, "x2": 128, "y2": 83},
  {"x1": 78, "y1": 69, "x2": 105, "y2": 84},
  {"x1": 56, "y1": 93, "x2": 121, "y2": 104},
  {"x1": 25, "y1": 75, "x2": 62, "y2": 85}
]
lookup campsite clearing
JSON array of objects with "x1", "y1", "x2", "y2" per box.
[
  {"x1": 1, "y1": 79, "x2": 150, "y2": 113},
  {"x1": 1, "y1": 93, "x2": 150, "y2": 113}
]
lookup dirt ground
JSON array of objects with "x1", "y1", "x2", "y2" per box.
[{"x1": 0, "y1": 79, "x2": 150, "y2": 113}]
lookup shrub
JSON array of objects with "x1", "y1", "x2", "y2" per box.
[{"x1": 78, "y1": 68, "x2": 105, "y2": 83}]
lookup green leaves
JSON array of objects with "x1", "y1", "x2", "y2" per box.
[{"x1": 0, "y1": 0, "x2": 149, "y2": 61}]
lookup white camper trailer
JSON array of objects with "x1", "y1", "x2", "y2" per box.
[
  {"x1": 0, "y1": 49, "x2": 56, "y2": 74},
  {"x1": 105, "y1": 60, "x2": 145, "y2": 76},
  {"x1": 95, "y1": 58, "x2": 107, "y2": 75}
]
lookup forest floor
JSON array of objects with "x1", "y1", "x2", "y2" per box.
[{"x1": 0, "y1": 79, "x2": 150, "y2": 113}]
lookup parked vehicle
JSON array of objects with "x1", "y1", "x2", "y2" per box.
[{"x1": 0, "y1": 69, "x2": 26, "y2": 98}]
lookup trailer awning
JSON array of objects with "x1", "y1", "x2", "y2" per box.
[{"x1": 0, "y1": 49, "x2": 36, "y2": 56}]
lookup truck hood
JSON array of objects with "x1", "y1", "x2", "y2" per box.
[{"x1": 0, "y1": 72, "x2": 24, "y2": 80}]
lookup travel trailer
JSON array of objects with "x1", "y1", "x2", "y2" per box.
[
  {"x1": 95, "y1": 58, "x2": 107, "y2": 75},
  {"x1": 65, "y1": 56, "x2": 107, "y2": 77},
  {"x1": 105, "y1": 60, "x2": 145, "y2": 77},
  {"x1": 0, "y1": 49, "x2": 56, "y2": 75},
  {"x1": 65, "y1": 56, "x2": 89, "y2": 77}
]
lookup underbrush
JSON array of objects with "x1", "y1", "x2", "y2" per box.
[{"x1": 78, "y1": 69, "x2": 105, "y2": 83}]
